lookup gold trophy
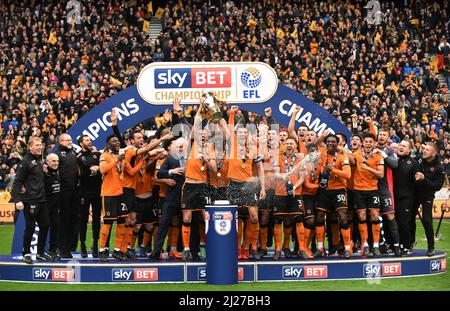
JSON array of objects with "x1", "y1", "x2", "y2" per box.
[{"x1": 202, "y1": 92, "x2": 223, "y2": 123}]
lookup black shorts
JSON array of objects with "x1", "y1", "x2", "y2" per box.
[
  {"x1": 379, "y1": 193, "x2": 395, "y2": 215},
  {"x1": 273, "y1": 195, "x2": 302, "y2": 215},
  {"x1": 102, "y1": 195, "x2": 128, "y2": 220},
  {"x1": 182, "y1": 183, "x2": 209, "y2": 210},
  {"x1": 135, "y1": 196, "x2": 159, "y2": 224},
  {"x1": 209, "y1": 186, "x2": 228, "y2": 202},
  {"x1": 347, "y1": 190, "x2": 355, "y2": 211},
  {"x1": 302, "y1": 195, "x2": 316, "y2": 219},
  {"x1": 353, "y1": 190, "x2": 380, "y2": 210},
  {"x1": 259, "y1": 188, "x2": 275, "y2": 210},
  {"x1": 227, "y1": 181, "x2": 259, "y2": 207},
  {"x1": 123, "y1": 187, "x2": 136, "y2": 214},
  {"x1": 316, "y1": 189, "x2": 348, "y2": 213}
]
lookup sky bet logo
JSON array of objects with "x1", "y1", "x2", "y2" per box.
[
  {"x1": 33, "y1": 268, "x2": 75, "y2": 281},
  {"x1": 112, "y1": 268, "x2": 158, "y2": 281},
  {"x1": 197, "y1": 267, "x2": 244, "y2": 281},
  {"x1": 282, "y1": 265, "x2": 327, "y2": 279},
  {"x1": 363, "y1": 263, "x2": 402, "y2": 277},
  {"x1": 430, "y1": 258, "x2": 446, "y2": 273},
  {"x1": 154, "y1": 68, "x2": 231, "y2": 89}
]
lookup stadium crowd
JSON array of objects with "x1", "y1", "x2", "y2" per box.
[{"x1": 0, "y1": 0, "x2": 449, "y2": 263}]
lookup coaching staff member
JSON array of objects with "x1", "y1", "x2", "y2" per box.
[
  {"x1": 411, "y1": 142, "x2": 445, "y2": 256},
  {"x1": 55, "y1": 133, "x2": 80, "y2": 258},
  {"x1": 12, "y1": 137, "x2": 51, "y2": 264},
  {"x1": 150, "y1": 138, "x2": 186, "y2": 260},
  {"x1": 77, "y1": 135, "x2": 102, "y2": 258}
]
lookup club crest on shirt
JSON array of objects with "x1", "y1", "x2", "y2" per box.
[
  {"x1": 407, "y1": 160, "x2": 411, "y2": 165},
  {"x1": 430, "y1": 167, "x2": 435, "y2": 172}
]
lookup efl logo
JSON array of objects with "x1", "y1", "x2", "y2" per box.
[
  {"x1": 381, "y1": 263, "x2": 401, "y2": 276},
  {"x1": 33, "y1": 268, "x2": 75, "y2": 281},
  {"x1": 112, "y1": 268, "x2": 158, "y2": 281},
  {"x1": 430, "y1": 259, "x2": 446, "y2": 273},
  {"x1": 363, "y1": 264, "x2": 381, "y2": 277},
  {"x1": 197, "y1": 267, "x2": 244, "y2": 281},
  {"x1": 241, "y1": 67, "x2": 262, "y2": 99},
  {"x1": 154, "y1": 68, "x2": 231, "y2": 89}
]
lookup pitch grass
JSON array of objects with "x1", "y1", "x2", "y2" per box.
[{"x1": 0, "y1": 220, "x2": 449, "y2": 291}]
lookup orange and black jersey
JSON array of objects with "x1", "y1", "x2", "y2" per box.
[
  {"x1": 185, "y1": 141, "x2": 212, "y2": 183},
  {"x1": 319, "y1": 152, "x2": 351, "y2": 190},
  {"x1": 209, "y1": 157, "x2": 230, "y2": 188},
  {"x1": 352, "y1": 149, "x2": 384, "y2": 191},
  {"x1": 135, "y1": 158, "x2": 154, "y2": 196},
  {"x1": 121, "y1": 147, "x2": 145, "y2": 189},
  {"x1": 302, "y1": 154, "x2": 323, "y2": 196},
  {"x1": 275, "y1": 151, "x2": 303, "y2": 196},
  {"x1": 99, "y1": 150, "x2": 123, "y2": 196},
  {"x1": 155, "y1": 157, "x2": 168, "y2": 198},
  {"x1": 227, "y1": 138, "x2": 260, "y2": 182}
]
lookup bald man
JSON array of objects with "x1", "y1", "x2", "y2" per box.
[
  {"x1": 55, "y1": 134, "x2": 80, "y2": 258},
  {"x1": 44, "y1": 153, "x2": 61, "y2": 260}
]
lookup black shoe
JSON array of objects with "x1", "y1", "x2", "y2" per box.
[
  {"x1": 313, "y1": 249, "x2": 325, "y2": 258},
  {"x1": 283, "y1": 248, "x2": 292, "y2": 258},
  {"x1": 401, "y1": 248, "x2": 412, "y2": 257},
  {"x1": 251, "y1": 249, "x2": 262, "y2": 260},
  {"x1": 393, "y1": 246, "x2": 402, "y2": 257},
  {"x1": 298, "y1": 250, "x2": 313, "y2": 260},
  {"x1": 80, "y1": 242, "x2": 88, "y2": 258},
  {"x1": 328, "y1": 244, "x2": 338, "y2": 255},
  {"x1": 373, "y1": 247, "x2": 381, "y2": 257},
  {"x1": 191, "y1": 254, "x2": 202, "y2": 262},
  {"x1": 353, "y1": 240, "x2": 361, "y2": 254},
  {"x1": 91, "y1": 244, "x2": 99, "y2": 258},
  {"x1": 22, "y1": 254, "x2": 33, "y2": 265},
  {"x1": 259, "y1": 249, "x2": 268, "y2": 258},
  {"x1": 105, "y1": 248, "x2": 110, "y2": 257},
  {"x1": 37, "y1": 252, "x2": 53, "y2": 261},
  {"x1": 99, "y1": 250, "x2": 108, "y2": 262},
  {"x1": 48, "y1": 250, "x2": 60, "y2": 260},
  {"x1": 379, "y1": 243, "x2": 389, "y2": 254},
  {"x1": 149, "y1": 251, "x2": 162, "y2": 260},
  {"x1": 273, "y1": 251, "x2": 282, "y2": 260},
  {"x1": 112, "y1": 250, "x2": 127, "y2": 261},
  {"x1": 427, "y1": 249, "x2": 435, "y2": 257},
  {"x1": 60, "y1": 251, "x2": 73, "y2": 259},
  {"x1": 343, "y1": 251, "x2": 352, "y2": 259},
  {"x1": 182, "y1": 249, "x2": 190, "y2": 260},
  {"x1": 362, "y1": 245, "x2": 370, "y2": 257},
  {"x1": 126, "y1": 249, "x2": 137, "y2": 259}
]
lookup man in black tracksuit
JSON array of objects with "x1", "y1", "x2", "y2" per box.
[
  {"x1": 77, "y1": 135, "x2": 102, "y2": 258},
  {"x1": 412, "y1": 142, "x2": 445, "y2": 256},
  {"x1": 54, "y1": 133, "x2": 80, "y2": 258},
  {"x1": 44, "y1": 153, "x2": 61, "y2": 260},
  {"x1": 12, "y1": 137, "x2": 51, "y2": 264},
  {"x1": 393, "y1": 140, "x2": 419, "y2": 256}
]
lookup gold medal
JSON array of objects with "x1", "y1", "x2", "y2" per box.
[
  {"x1": 200, "y1": 166, "x2": 205, "y2": 171},
  {"x1": 241, "y1": 163, "x2": 246, "y2": 169},
  {"x1": 217, "y1": 172, "x2": 222, "y2": 177}
]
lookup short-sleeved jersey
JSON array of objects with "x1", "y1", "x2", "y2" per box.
[
  {"x1": 275, "y1": 152, "x2": 302, "y2": 196},
  {"x1": 209, "y1": 157, "x2": 230, "y2": 188},
  {"x1": 302, "y1": 154, "x2": 323, "y2": 196},
  {"x1": 352, "y1": 149, "x2": 384, "y2": 191},
  {"x1": 227, "y1": 138, "x2": 260, "y2": 182},
  {"x1": 320, "y1": 152, "x2": 350, "y2": 190},
  {"x1": 100, "y1": 151, "x2": 123, "y2": 196},
  {"x1": 121, "y1": 147, "x2": 138, "y2": 189},
  {"x1": 185, "y1": 141, "x2": 210, "y2": 183},
  {"x1": 135, "y1": 159, "x2": 154, "y2": 195},
  {"x1": 155, "y1": 157, "x2": 168, "y2": 198}
]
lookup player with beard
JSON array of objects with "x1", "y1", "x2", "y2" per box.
[
  {"x1": 288, "y1": 105, "x2": 308, "y2": 154},
  {"x1": 352, "y1": 133, "x2": 385, "y2": 257},
  {"x1": 314, "y1": 134, "x2": 352, "y2": 259},
  {"x1": 347, "y1": 134, "x2": 363, "y2": 253},
  {"x1": 375, "y1": 127, "x2": 401, "y2": 256},
  {"x1": 257, "y1": 127, "x2": 280, "y2": 258},
  {"x1": 393, "y1": 140, "x2": 419, "y2": 256}
]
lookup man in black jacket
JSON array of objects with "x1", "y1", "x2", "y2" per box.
[
  {"x1": 77, "y1": 135, "x2": 102, "y2": 258},
  {"x1": 44, "y1": 153, "x2": 61, "y2": 260},
  {"x1": 393, "y1": 140, "x2": 419, "y2": 256},
  {"x1": 54, "y1": 133, "x2": 80, "y2": 258},
  {"x1": 150, "y1": 137, "x2": 186, "y2": 259},
  {"x1": 12, "y1": 137, "x2": 52, "y2": 264},
  {"x1": 412, "y1": 142, "x2": 445, "y2": 256}
]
